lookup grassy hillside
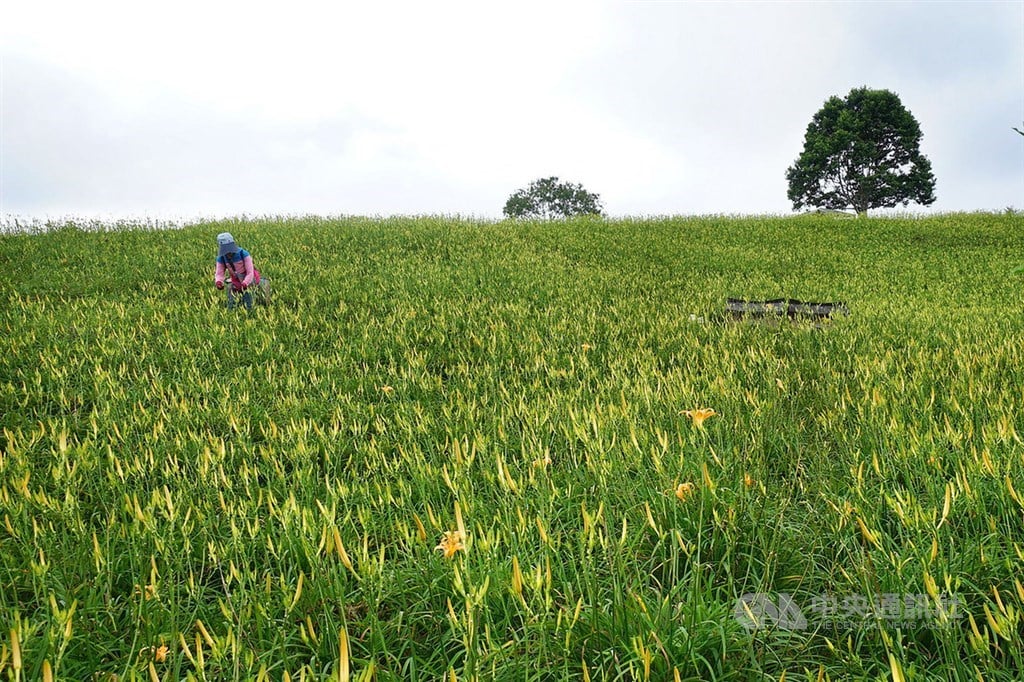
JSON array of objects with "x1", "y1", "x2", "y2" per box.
[{"x1": 2, "y1": 214, "x2": 1023, "y2": 681}]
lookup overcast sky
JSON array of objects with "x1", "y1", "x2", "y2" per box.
[{"x1": 2, "y1": 0, "x2": 1022, "y2": 221}]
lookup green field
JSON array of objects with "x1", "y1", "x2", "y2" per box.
[{"x1": 2, "y1": 214, "x2": 1023, "y2": 681}]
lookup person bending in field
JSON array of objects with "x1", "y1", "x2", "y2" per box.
[{"x1": 214, "y1": 232, "x2": 271, "y2": 309}]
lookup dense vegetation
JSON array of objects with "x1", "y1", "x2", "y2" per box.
[{"x1": 2, "y1": 214, "x2": 1023, "y2": 681}]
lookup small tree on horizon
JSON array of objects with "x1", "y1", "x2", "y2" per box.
[
  {"x1": 503, "y1": 177, "x2": 603, "y2": 220},
  {"x1": 786, "y1": 87, "x2": 937, "y2": 216}
]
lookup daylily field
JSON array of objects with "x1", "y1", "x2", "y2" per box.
[{"x1": 1, "y1": 214, "x2": 1023, "y2": 681}]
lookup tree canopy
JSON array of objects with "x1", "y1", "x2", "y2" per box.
[
  {"x1": 786, "y1": 87, "x2": 936, "y2": 215},
  {"x1": 503, "y1": 177, "x2": 603, "y2": 220}
]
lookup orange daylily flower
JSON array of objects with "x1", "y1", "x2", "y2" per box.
[
  {"x1": 675, "y1": 482, "x2": 696, "y2": 502},
  {"x1": 680, "y1": 408, "x2": 717, "y2": 427},
  {"x1": 435, "y1": 530, "x2": 466, "y2": 559}
]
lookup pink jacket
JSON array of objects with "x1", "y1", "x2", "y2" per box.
[{"x1": 214, "y1": 249, "x2": 261, "y2": 288}]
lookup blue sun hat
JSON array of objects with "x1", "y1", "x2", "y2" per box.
[{"x1": 217, "y1": 232, "x2": 239, "y2": 258}]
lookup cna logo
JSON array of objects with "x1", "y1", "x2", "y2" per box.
[
  {"x1": 734, "y1": 591, "x2": 961, "y2": 631},
  {"x1": 733, "y1": 593, "x2": 808, "y2": 631}
]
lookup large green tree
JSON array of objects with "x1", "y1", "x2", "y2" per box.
[
  {"x1": 503, "y1": 177, "x2": 603, "y2": 219},
  {"x1": 786, "y1": 87, "x2": 936, "y2": 215}
]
